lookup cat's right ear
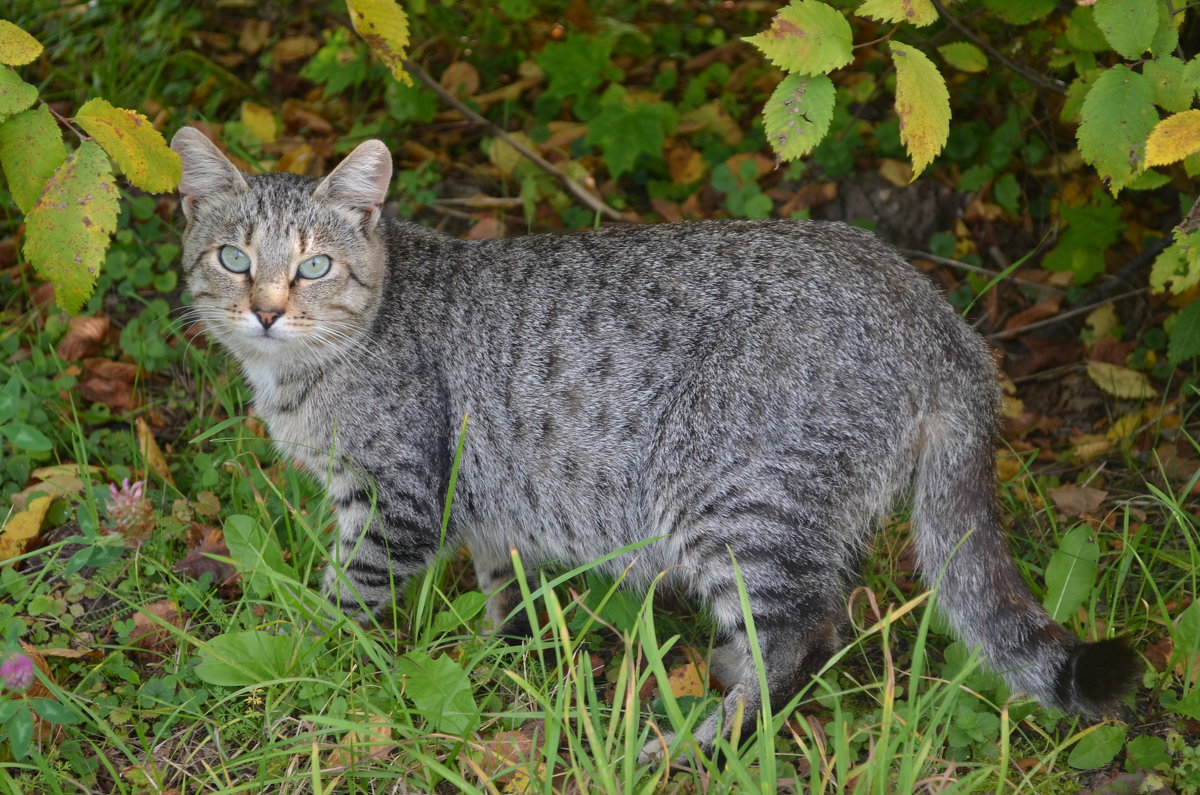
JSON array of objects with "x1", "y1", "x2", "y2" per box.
[{"x1": 170, "y1": 127, "x2": 248, "y2": 220}]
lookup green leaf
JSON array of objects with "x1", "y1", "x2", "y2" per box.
[
  {"x1": 1126, "y1": 734, "x2": 1172, "y2": 772},
  {"x1": 5, "y1": 706, "x2": 32, "y2": 760},
  {"x1": 1094, "y1": 0, "x2": 1160, "y2": 59},
  {"x1": 74, "y1": 98, "x2": 180, "y2": 193},
  {"x1": 0, "y1": 19, "x2": 42, "y2": 66},
  {"x1": 28, "y1": 698, "x2": 81, "y2": 725},
  {"x1": 347, "y1": 0, "x2": 412, "y2": 85},
  {"x1": 537, "y1": 36, "x2": 615, "y2": 102},
  {"x1": 1169, "y1": 298, "x2": 1200, "y2": 365},
  {"x1": 1068, "y1": 725, "x2": 1127, "y2": 769},
  {"x1": 300, "y1": 28, "x2": 368, "y2": 95},
  {"x1": 937, "y1": 42, "x2": 988, "y2": 73},
  {"x1": 1174, "y1": 689, "x2": 1200, "y2": 721},
  {"x1": 1043, "y1": 525, "x2": 1099, "y2": 624},
  {"x1": 857, "y1": 0, "x2": 937, "y2": 27},
  {"x1": 23, "y1": 141, "x2": 119, "y2": 314},
  {"x1": 0, "y1": 66, "x2": 36, "y2": 123},
  {"x1": 1151, "y1": 229, "x2": 1200, "y2": 294},
  {"x1": 585, "y1": 94, "x2": 674, "y2": 178},
  {"x1": 890, "y1": 41, "x2": 950, "y2": 178},
  {"x1": 223, "y1": 514, "x2": 294, "y2": 597},
  {"x1": 743, "y1": 0, "x2": 853, "y2": 77},
  {"x1": 1065, "y1": 6, "x2": 1109, "y2": 52},
  {"x1": 982, "y1": 0, "x2": 1055, "y2": 24},
  {"x1": 1143, "y1": 57, "x2": 1193, "y2": 113},
  {"x1": 1076, "y1": 65, "x2": 1157, "y2": 194},
  {"x1": 1148, "y1": 1, "x2": 1178, "y2": 57},
  {"x1": 195, "y1": 630, "x2": 312, "y2": 687},
  {"x1": 0, "y1": 422, "x2": 52, "y2": 451},
  {"x1": 0, "y1": 105, "x2": 67, "y2": 213},
  {"x1": 763, "y1": 73, "x2": 835, "y2": 161},
  {"x1": 397, "y1": 650, "x2": 479, "y2": 736}
]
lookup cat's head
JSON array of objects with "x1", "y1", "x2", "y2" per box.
[{"x1": 170, "y1": 127, "x2": 392, "y2": 371}]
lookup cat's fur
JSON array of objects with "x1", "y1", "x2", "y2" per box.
[{"x1": 170, "y1": 127, "x2": 1139, "y2": 759}]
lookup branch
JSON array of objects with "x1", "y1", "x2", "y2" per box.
[
  {"x1": 402, "y1": 59, "x2": 628, "y2": 223},
  {"x1": 987, "y1": 287, "x2": 1148, "y2": 340},
  {"x1": 931, "y1": 0, "x2": 1068, "y2": 95}
]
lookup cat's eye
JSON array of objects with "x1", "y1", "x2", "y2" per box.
[
  {"x1": 218, "y1": 245, "x2": 251, "y2": 274},
  {"x1": 298, "y1": 254, "x2": 332, "y2": 280}
]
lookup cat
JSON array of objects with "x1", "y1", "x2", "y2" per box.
[{"x1": 169, "y1": 126, "x2": 1139, "y2": 761}]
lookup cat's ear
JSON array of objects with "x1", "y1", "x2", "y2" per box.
[
  {"x1": 312, "y1": 140, "x2": 392, "y2": 229},
  {"x1": 171, "y1": 127, "x2": 248, "y2": 220}
]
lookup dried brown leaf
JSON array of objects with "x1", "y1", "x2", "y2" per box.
[
  {"x1": 127, "y1": 600, "x2": 187, "y2": 660},
  {"x1": 1047, "y1": 485, "x2": 1108, "y2": 518},
  {"x1": 56, "y1": 315, "x2": 109, "y2": 361}
]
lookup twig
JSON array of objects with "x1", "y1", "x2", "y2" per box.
[
  {"x1": 988, "y1": 287, "x2": 1148, "y2": 340},
  {"x1": 931, "y1": 0, "x2": 1067, "y2": 94},
  {"x1": 901, "y1": 249, "x2": 1064, "y2": 293},
  {"x1": 402, "y1": 59, "x2": 628, "y2": 222},
  {"x1": 433, "y1": 196, "x2": 524, "y2": 208}
]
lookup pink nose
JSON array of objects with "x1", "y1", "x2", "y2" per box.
[{"x1": 254, "y1": 308, "x2": 282, "y2": 329}]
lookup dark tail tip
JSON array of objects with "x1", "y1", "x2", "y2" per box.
[{"x1": 1055, "y1": 637, "x2": 1141, "y2": 715}]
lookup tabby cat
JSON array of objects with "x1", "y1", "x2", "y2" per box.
[{"x1": 170, "y1": 127, "x2": 1138, "y2": 760}]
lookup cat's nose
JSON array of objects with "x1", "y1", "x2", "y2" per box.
[{"x1": 254, "y1": 307, "x2": 283, "y2": 329}]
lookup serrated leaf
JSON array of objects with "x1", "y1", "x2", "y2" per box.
[
  {"x1": 0, "y1": 66, "x2": 36, "y2": 123},
  {"x1": 763, "y1": 73, "x2": 835, "y2": 161},
  {"x1": 1067, "y1": 725, "x2": 1128, "y2": 769},
  {"x1": 937, "y1": 42, "x2": 987, "y2": 73},
  {"x1": 1094, "y1": 0, "x2": 1160, "y2": 59},
  {"x1": 0, "y1": 19, "x2": 42, "y2": 66},
  {"x1": 347, "y1": 0, "x2": 412, "y2": 86},
  {"x1": 1043, "y1": 526, "x2": 1100, "y2": 623},
  {"x1": 1145, "y1": 110, "x2": 1200, "y2": 167},
  {"x1": 743, "y1": 0, "x2": 853, "y2": 76},
  {"x1": 1065, "y1": 6, "x2": 1109, "y2": 52},
  {"x1": 857, "y1": 0, "x2": 937, "y2": 26},
  {"x1": 1150, "y1": 231, "x2": 1200, "y2": 294},
  {"x1": 890, "y1": 41, "x2": 949, "y2": 178},
  {"x1": 1168, "y1": 298, "x2": 1200, "y2": 365},
  {"x1": 982, "y1": 0, "x2": 1055, "y2": 24},
  {"x1": 0, "y1": 105, "x2": 66, "y2": 213},
  {"x1": 1076, "y1": 65, "x2": 1156, "y2": 194},
  {"x1": 537, "y1": 36, "x2": 615, "y2": 102},
  {"x1": 74, "y1": 98, "x2": 180, "y2": 192},
  {"x1": 584, "y1": 97, "x2": 674, "y2": 178},
  {"x1": 1149, "y1": 1, "x2": 1178, "y2": 57},
  {"x1": 23, "y1": 141, "x2": 119, "y2": 314},
  {"x1": 1143, "y1": 57, "x2": 1193, "y2": 113},
  {"x1": 1086, "y1": 360, "x2": 1158, "y2": 399}
]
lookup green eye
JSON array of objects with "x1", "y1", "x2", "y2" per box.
[
  {"x1": 298, "y1": 254, "x2": 332, "y2": 280},
  {"x1": 218, "y1": 245, "x2": 251, "y2": 274}
]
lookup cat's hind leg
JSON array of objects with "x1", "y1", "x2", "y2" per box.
[{"x1": 472, "y1": 548, "x2": 534, "y2": 638}]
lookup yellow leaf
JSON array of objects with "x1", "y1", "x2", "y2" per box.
[
  {"x1": 890, "y1": 41, "x2": 950, "y2": 179},
  {"x1": 1086, "y1": 360, "x2": 1158, "y2": 399},
  {"x1": 10, "y1": 463, "x2": 102, "y2": 511},
  {"x1": 74, "y1": 98, "x2": 181, "y2": 192},
  {"x1": 0, "y1": 19, "x2": 42, "y2": 66},
  {"x1": 1145, "y1": 109, "x2": 1200, "y2": 168},
  {"x1": 1106, "y1": 410, "x2": 1144, "y2": 443},
  {"x1": 1086, "y1": 303, "x2": 1119, "y2": 338},
  {"x1": 1, "y1": 494, "x2": 52, "y2": 561},
  {"x1": 136, "y1": 417, "x2": 174, "y2": 485},
  {"x1": 858, "y1": 0, "x2": 937, "y2": 27},
  {"x1": 347, "y1": 0, "x2": 412, "y2": 86},
  {"x1": 240, "y1": 102, "x2": 277, "y2": 144},
  {"x1": 668, "y1": 658, "x2": 708, "y2": 698}
]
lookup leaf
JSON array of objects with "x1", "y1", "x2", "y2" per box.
[
  {"x1": 667, "y1": 657, "x2": 708, "y2": 698},
  {"x1": 857, "y1": 0, "x2": 937, "y2": 27},
  {"x1": 346, "y1": 0, "x2": 412, "y2": 86},
  {"x1": 173, "y1": 522, "x2": 239, "y2": 593},
  {"x1": 982, "y1": 0, "x2": 1055, "y2": 24},
  {"x1": 6, "y1": 706, "x2": 33, "y2": 760},
  {"x1": 74, "y1": 98, "x2": 180, "y2": 193},
  {"x1": 1086, "y1": 360, "x2": 1158, "y2": 399},
  {"x1": 1168, "y1": 297, "x2": 1200, "y2": 365},
  {"x1": 537, "y1": 36, "x2": 615, "y2": 102},
  {"x1": 1047, "y1": 485, "x2": 1107, "y2": 518},
  {"x1": 1150, "y1": 230, "x2": 1200, "y2": 294},
  {"x1": 743, "y1": 0, "x2": 853, "y2": 77},
  {"x1": 28, "y1": 698, "x2": 80, "y2": 726},
  {"x1": 1143, "y1": 56, "x2": 1194, "y2": 114},
  {"x1": 1076, "y1": 65, "x2": 1157, "y2": 194},
  {"x1": 326, "y1": 711, "x2": 395, "y2": 768},
  {"x1": 890, "y1": 41, "x2": 950, "y2": 178},
  {"x1": 1093, "y1": 0, "x2": 1159, "y2": 60},
  {"x1": 0, "y1": 19, "x2": 43, "y2": 65},
  {"x1": 1, "y1": 422, "x2": 52, "y2": 451},
  {"x1": 56, "y1": 314, "x2": 109, "y2": 361},
  {"x1": 584, "y1": 96, "x2": 674, "y2": 178},
  {"x1": 0, "y1": 105, "x2": 66, "y2": 213},
  {"x1": 1145, "y1": 110, "x2": 1200, "y2": 168},
  {"x1": 0, "y1": 67, "x2": 37, "y2": 123},
  {"x1": 223, "y1": 514, "x2": 293, "y2": 598},
  {"x1": 23, "y1": 141, "x2": 119, "y2": 314},
  {"x1": 127, "y1": 600, "x2": 187, "y2": 660},
  {"x1": 240, "y1": 101, "x2": 277, "y2": 144},
  {"x1": 397, "y1": 650, "x2": 480, "y2": 736},
  {"x1": 763, "y1": 73, "x2": 835, "y2": 161},
  {"x1": 136, "y1": 416, "x2": 174, "y2": 485},
  {"x1": 937, "y1": 42, "x2": 987, "y2": 73},
  {"x1": 0, "y1": 494, "x2": 52, "y2": 561},
  {"x1": 195, "y1": 630, "x2": 309, "y2": 687},
  {"x1": 1126, "y1": 734, "x2": 1172, "y2": 772},
  {"x1": 1043, "y1": 526, "x2": 1099, "y2": 624},
  {"x1": 1067, "y1": 724, "x2": 1127, "y2": 769}
]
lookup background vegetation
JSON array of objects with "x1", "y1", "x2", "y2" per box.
[{"x1": 0, "y1": 0, "x2": 1198, "y2": 792}]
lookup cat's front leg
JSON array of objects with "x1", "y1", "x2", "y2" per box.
[
  {"x1": 472, "y1": 547, "x2": 533, "y2": 638},
  {"x1": 322, "y1": 483, "x2": 442, "y2": 621}
]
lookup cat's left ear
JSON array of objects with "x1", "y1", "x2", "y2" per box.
[{"x1": 312, "y1": 140, "x2": 393, "y2": 229}]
